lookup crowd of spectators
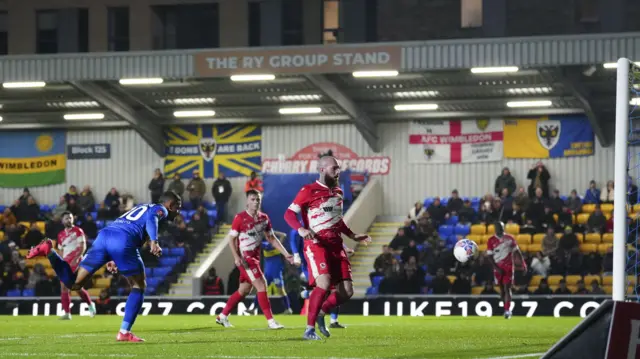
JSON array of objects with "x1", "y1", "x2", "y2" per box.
[{"x1": 371, "y1": 162, "x2": 635, "y2": 296}]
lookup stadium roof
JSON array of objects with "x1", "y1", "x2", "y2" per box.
[{"x1": 0, "y1": 32, "x2": 638, "y2": 154}]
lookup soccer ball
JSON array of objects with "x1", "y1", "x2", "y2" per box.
[{"x1": 453, "y1": 239, "x2": 478, "y2": 263}]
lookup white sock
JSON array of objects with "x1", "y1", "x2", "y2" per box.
[
  {"x1": 330, "y1": 318, "x2": 338, "y2": 324},
  {"x1": 306, "y1": 325, "x2": 315, "y2": 330},
  {"x1": 219, "y1": 314, "x2": 227, "y2": 320},
  {"x1": 268, "y1": 318, "x2": 276, "y2": 324},
  {"x1": 119, "y1": 329, "x2": 128, "y2": 334}
]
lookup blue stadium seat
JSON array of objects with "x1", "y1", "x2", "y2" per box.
[
  {"x1": 154, "y1": 267, "x2": 172, "y2": 278},
  {"x1": 206, "y1": 210, "x2": 216, "y2": 218},
  {"x1": 147, "y1": 277, "x2": 162, "y2": 288},
  {"x1": 40, "y1": 205, "x2": 50, "y2": 212},
  {"x1": 438, "y1": 225, "x2": 454, "y2": 237},
  {"x1": 416, "y1": 244, "x2": 425, "y2": 252},
  {"x1": 424, "y1": 275, "x2": 433, "y2": 285},
  {"x1": 168, "y1": 247, "x2": 185, "y2": 257},
  {"x1": 204, "y1": 202, "x2": 216, "y2": 211},
  {"x1": 560, "y1": 195, "x2": 568, "y2": 201},
  {"x1": 182, "y1": 202, "x2": 193, "y2": 211},
  {"x1": 423, "y1": 197, "x2": 434, "y2": 208},
  {"x1": 144, "y1": 286, "x2": 156, "y2": 295},
  {"x1": 0, "y1": 205, "x2": 5, "y2": 212},
  {"x1": 365, "y1": 287, "x2": 378, "y2": 295},
  {"x1": 22, "y1": 288, "x2": 35, "y2": 296},
  {"x1": 117, "y1": 287, "x2": 128, "y2": 296},
  {"x1": 371, "y1": 275, "x2": 384, "y2": 287},
  {"x1": 454, "y1": 224, "x2": 470, "y2": 236},
  {"x1": 145, "y1": 267, "x2": 154, "y2": 277},
  {"x1": 90, "y1": 211, "x2": 97, "y2": 219},
  {"x1": 94, "y1": 204, "x2": 101, "y2": 211},
  {"x1": 445, "y1": 216, "x2": 459, "y2": 226},
  {"x1": 440, "y1": 197, "x2": 449, "y2": 206},
  {"x1": 7, "y1": 289, "x2": 21, "y2": 297},
  {"x1": 96, "y1": 221, "x2": 105, "y2": 229},
  {"x1": 447, "y1": 235, "x2": 458, "y2": 246},
  {"x1": 159, "y1": 257, "x2": 178, "y2": 268},
  {"x1": 421, "y1": 264, "x2": 427, "y2": 273}
]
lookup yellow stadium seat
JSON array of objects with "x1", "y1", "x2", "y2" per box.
[
  {"x1": 565, "y1": 275, "x2": 582, "y2": 285},
  {"x1": 575, "y1": 233, "x2": 584, "y2": 243},
  {"x1": 480, "y1": 234, "x2": 493, "y2": 244},
  {"x1": 598, "y1": 243, "x2": 613, "y2": 255},
  {"x1": 471, "y1": 224, "x2": 486, "y2": 235},
  {"x1": 447, "y1": 275, "x2": 456, "y2": 284},
  {"x1": 36, "y1": 221, "x2": 45, "y2": 234},
  {"x1": 94, "y1": 267, "x2": 106, "y2": 276},
  {"x1": 549, "y1": 285, "x2": 559, "y2": 292},
  {"x1": 603, "y1": 276, "x2": 613, "y2": 286},
  {"x1": 628, "y1": 286, "x2": 636, "y2": 295},
  {"x1": 604, "y1": 285, "x2": 613, "y2": 294},
  {"x1": 530, "y1": 275, "x2": 544, "y2": 286},
  {"x1": 0, "y1": 231, "x2": 4, "y2": 241},
  {"x1": 519, "y1": 244, "x2": 528, "y2": 252},
  {"x1": 576, "y1": 213, "x2": 590, "y2": 225},
  {"x1": 486, "y1": 224, "x2": 496, "y2": 235},
  {"x1": 528, "y1": 286, "x2": 538, "y2": 293},
  {"x1": 547, "y1": 275, "x2": 563, "y2": 286},
  {"x1": 584, "y1": 275, "x2": 601, "y2": 285},
  {"x1": 580, "y1": 243, "x2": 597, "y2": 253},
  {"x1": 25, "y1": 259, "x2": 37, "y2": 268},
  {"x1": 87, "y1": 288, "x2": 102, "y2": 297},
  {"x1": 471, "y1": 286, "x2": 484, "y2": 295},
  {"x1": 555, "y1": 233, "x2": 562, "y2": 240},
  {"x1": 19, "y1": 249, "x2": 29, "y2": 257},
  {"x1": 566, "y1": 285, "x2": 577, "y2": 293},
  {"x1": 477, "y1": 244, "x2": 487, "y2": 252},
  {"x1": 601, "y1": 203, "x2": 614, "y2": 214},
  {"x1": 602, "y1": 233, "x2": 613, "y2": 243},
  {"x1": 516, "y1": 234, "x2": 532, "y2": 244},
  {"x1": 605, "y1": 213, "x2": 612, "y2": 221},
  {"x1": 18, "y1": 221, "x2": 31, "y2": 229},
  {"x1": 467, "y1": 234, "x2": 481, "y2": 243},
  {"x1": 634, "y1": 203, "x2": 640, "y2": 213},
  {"x1": 584, "y1": 233, "x2": 602, "y2": 244},
  {"x1": 45, "y1": 268, "x2": 56, "y2": 277},
  {"x1": 582, "y1": 204, "x2": 596, "y2": 214},
  {"x1": 528, "y1": 243, "x2": 542, "y2": 253},
  {"x1": 553, "y1": 214, "x2": 558, "y2": 223},
  {"x1": 94, "y1": 277, "x2": 112, "y2": 288},
  {"x1": 628, "y1": 275, "x2": 638, "y2": 286},
  {"x1": 505, "y1": 223, "x2": 520, "y2": 235},
  {"x1": 532, "y1": 233, "x2": 545, "y2": 244}
]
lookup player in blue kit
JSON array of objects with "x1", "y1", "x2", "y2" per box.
[
  {"x1": 262, "y1": 231, "x2": 294, "y2": 314},
  {"x1": 27, "y1": 190, "x2": 182, "y2": 343}
]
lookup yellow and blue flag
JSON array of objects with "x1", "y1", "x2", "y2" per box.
[
  {"x1": 0, "y1": 131, "x2": 66, "y2": 187},
  {"x1": 164, "y1": 125, "x2": 262, "y2": 178},
  {"x1": 503, "y1": 115, "x2": 594, "y2": 158}
]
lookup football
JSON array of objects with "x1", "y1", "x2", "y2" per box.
[{"x1": 453, "y1": 239, "x2": 478, "y2": 263}]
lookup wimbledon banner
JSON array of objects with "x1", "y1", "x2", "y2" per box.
[
  {"x1": 164, "y1": 125, "x2": 262, "y2": 178},
  {"x1": 0, "y1": 131, "x2": 66, "y2": 187},
  {"x1": 503, "y1": 115, "x2": 594, "y2": 158},
  {"x1": 408, "y1": 119, "x2": 503, "y2": 164}
]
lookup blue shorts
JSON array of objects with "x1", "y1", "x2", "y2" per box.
[
  {"x1": 80, "y1": 228, "x2": 145, "y2": 277},
  {"x1": 264, "y1": 257, "x2": 284, "y2": 288}
]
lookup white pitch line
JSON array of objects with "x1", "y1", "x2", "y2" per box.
[
  {"x1": 478, "y1": 354, "x2": 544, "y2": 359},
  {"x1": 0, "y1": 354, "x2": 379, "y2": 359}
]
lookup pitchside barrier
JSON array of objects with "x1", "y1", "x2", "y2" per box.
[{"x1": 0, "y1": 294, "x2": 608, "y2": 317}]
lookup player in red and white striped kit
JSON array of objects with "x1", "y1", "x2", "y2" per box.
[
  {"x1": 215, "y1": 189, "x2": 294, "y2": 329},
  {"x1": 284, "y1": 156, "x2": 371, "y2": 340},
  {"x1": 486, "y1": 221, "x2": 526, "y2": 319},
  {"x1": 57, "y1": 211, "x2": 96, "y2": 320}
]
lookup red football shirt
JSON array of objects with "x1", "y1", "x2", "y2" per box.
[
  {"x1": 486, "y1": 233, "x2": 517, "y2": 268},
  {"x1": 288, "y1": 180, "x2": 347, "y2": 247},
  {"x1": 57, "y1": 226, "x2": 86, "y2": 260},
  {"x1": 229, "y1": 210, "x2": 273, "y2": 260}
]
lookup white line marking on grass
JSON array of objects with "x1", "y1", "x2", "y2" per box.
[
  {"x1": 478, "y1": 354, "x2": 544, "y2": 359},
  {"x1": 0, "y1": 354, "x2": 379, "y2": 359}
]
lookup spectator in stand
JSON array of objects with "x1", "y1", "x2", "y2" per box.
[
  {"x1": 583, "y1": 180, "x2": 600, "y2": 204},
  {"x1": 583, "y1": 252, "x2": 602, "y2": 275},
  {"x1": 168, "y1": 173, "x2": 185, "y2": 198},
  {"x1": 587, "y1": 205, "x2": 607, "y2": 233},
  {"x1": 400, "y1": 239, "x2": 420, "y2": 263},
  {"x1": 530, "y1": 252, "x2": 551, "y2": 277},
  {"x1": 187, "y1": 213, "x2": 209, "y2": 238},
  {"x1": 590, "y1": 280, "x2": 605, "y2": 294},
  {"x1": 427, "y1": 197, "x2": 448, "y2": 227},
  {"x1": 244, "y1": 171, "x2": 264, "y2": 193},
  {"x1": 504, "y1": 204, "x2": 523, "y2": 225},
  {"x1": 514, "y1": 284, "x2": 531, "y2": 295},
  {"x1": 187, "y1": 170, "x2": 206, "y2": 209},
  {"x1": 574, "y1": 280, "x2": 589, "y2": 294},
  {"x1": 557, "y1": 227, "x2": 579, "y2": 257},
  {"x1": 5, "y1": 223, "x2": 25, "y2": 244},
  {"x1": 96, "y1": 289, "x2": 113, "y2": 314},
  {"x1": 397, "y1": 257, "x2": 424, "y2": 294},
  {"x1": 20, "y1": 197, "x2": 40, "y2": 222},
  {"x1": 430, "y1": 268, "x2": 451, "y2": 294},
  {"x1": 379, "y1": 258, "x2": 402, "y2": 294},
  {"x1": 447, "y1": 190, "x2": 464, "y2": 215},
  {"x1": 81, "y1": 214, "x2": 98, "y2": 239},
  {"x1": 480, "y1": 281, "x2": 497, "y2": 295},
  {"x1": 477, "y1": 200, "x2": 494, "y2": 224},
  {"x1": 45, "y1": 215, "x2": 63, "y2": 239},
  {"x1": 566, "y1": 190, "x2": 583, "y2": 214},
  {"x1": 514, "y1": 187, "x2": 530, "y2": 212},
  {"x1": 542, "y1": 227, "x2": 559, "y2": 258},
  {"x1": 148, "y1": 169, "x2": 165, "y2": 203},
  {"x1": 104, "y1": 188, "x2": 121, "y2": 219},
  {"x1": 539, "y1": 205, "x2": 557, "y2": 233},
  {"x1": 495, "y1": 167, "x2": 517, "y2": 196},
  {"x1": 600, "y1": 180, "x2": 614, "y2": 204},
  {"x1": 203, "y1": 267, "x2": 225, "y2": 295},
  {"x1": 527, "y1": 162, "x2": 551, "y2": 198},
  {"x1": 451, "y1": 271, "x2": 471, "y2": 294},
  {"x1": 555, "y1": 279, "x2": 572, "y2": 294},
  {"x1": 51, "y1": 197, "x2": 68, "y2": 219},
  {"x1": 372, "y1": 245, "x2": 394, "y2": 281},
  {"x1": 23, "y1": 223, "x2": 44, "y2": 249},
  {"x1": 25, "y1": 262, "x2": 51, "y2": 295},
  {"x1": 534, "y1": 278, "x2": 553, "y2": 294},
  {"x1": 499, "y1": 188, "x2": 514, "y2": 212},
  {"x1": 9, "y1": 199, "x2": 22, "y2": 222},
  {"x1": 64, "y1": 185, "x2": 79, "y2": 204},
  {"x1": 77, "y1": 186, "x2": 95, "y2": 216},
  {"x1": 407, "y1": 202, "x2": 425, "y2": 221},
  {"x1": 556, "y1": 206, "x2": 574, "y2": 232},
  {"x1": 18, "y1": 188, "x2": 31, "y2": 206},
  {"x1": 212, "y1": 173, "x2": 232, "y2": 225},
  {"x1": 548, "y1": 190, "x2": 564, "y2": 215},
  {"x1": 471, "y1": 253, "x2": 493, "y2": 286},
  {"x1": 66, "y1": 198, "x2": 82, "y2": 218},
  {"x1": 458, "y1": 200, "x2": 476, "y2": 224},
  {"x1": 526, "y1": 188, "x2": 546, "y2": 229},
  {"x1": 227, "y1": 267, "x2": 240, "y2": 295},
  {"x1": 389, "y1": 227, "x2": 411, "y2": 252}
]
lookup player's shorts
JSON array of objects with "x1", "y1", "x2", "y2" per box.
[
  {"x1": 238, "y1": 256, "x2": 264, "y2": 284},
  {"x1": 493, "y1": 264, "x2": 514, "y2": 286},
  {"x1": 303, "y1": 241, "x2": 352, "y2": 287},
  {"x1": 79, "y1": 228, "x2": 145, "y2": 277}
]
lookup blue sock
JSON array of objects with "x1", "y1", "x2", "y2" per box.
[
  {"x1": 281, "y1": 295, "x2": 291, "y2": 310},
  {"x1": 47, "y1": 251, "x2": 77, "y2": 288},
  {"x1": 121, "y1": 288, "x2": 144, "y2": 332},
  {"x1": 330, "y1": 306, "x2": 339, "y2": 321}
]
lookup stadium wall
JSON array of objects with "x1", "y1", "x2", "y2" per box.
[{"x1": 262, "y1": 122, "x2": 616, "y2": 216}]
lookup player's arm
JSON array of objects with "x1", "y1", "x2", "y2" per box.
[
  {"x1": 284, "y1": 187, "x2": 313, "y2": 239},
  {"x1": 266, "y1": 229, "x2": 294, "y2": 264},
  {"x1": 145, "y1": 205, "x2": 166, "y2": 257},
  {"x1": 227, "y1": 216, "x2": 243, "y2": 267},
  {"x1": 485, "y1": 241, "x2": 503, "y2": 274},
  {"x1": 77, "y1": 230, "x2": 87, "y2": 256},
  {"x1": 336, "y1": 219, "x2": 371, "y2": 245},
  {"x1": 512, "y1": 241, "x2": 527, "y2": 271}
]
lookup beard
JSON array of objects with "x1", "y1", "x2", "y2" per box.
[{"x1": 324, "y1": 173, "x2": 339, "y2": 187}]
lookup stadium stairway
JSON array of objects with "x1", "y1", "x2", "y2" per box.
[
  {"x1": 351, "y1": 216, "x2": 404, "y2": 296},
  {"x1": 168, "y1": 224, "x2": 231, "y2": 296}
]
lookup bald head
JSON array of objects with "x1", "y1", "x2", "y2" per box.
[
  {"x1": 317, "y1": 156, "x2": 341, "y2": 186},
  {"x1": 317, "y1": 156, "x2": 338, "y2": 171}
]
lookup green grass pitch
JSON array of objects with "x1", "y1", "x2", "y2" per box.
[{"x1": 0, "y1": 315, "x2": 581, "y2": 359}]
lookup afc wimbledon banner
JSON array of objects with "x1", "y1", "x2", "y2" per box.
[
  {"x1": 164, "y1": 125, "x2": 262, "y2": 178},
  {"x1": 0, "y1": 131, "x2": 66, "y2": 187},
  {"x1": 503, "y1": 115, "x2": 595, "y2": 158},
  {"x1": 408, "y1": 119, "x2": 503, "y2": 164}
]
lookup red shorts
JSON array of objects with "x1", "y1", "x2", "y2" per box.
[
  {"x1": 303, "y1": 241, "x2": 352, "y2": 287},
  {"x1": 238, "y1": 256, "x2": 264, "y2": 284},
  {"x1": 493, "y1": 264, "x2": 514, "y2": 286}
]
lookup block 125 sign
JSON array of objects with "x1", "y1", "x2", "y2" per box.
[{"x1": 67, "y1": 144, "x2": 111, "y2": 159}]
